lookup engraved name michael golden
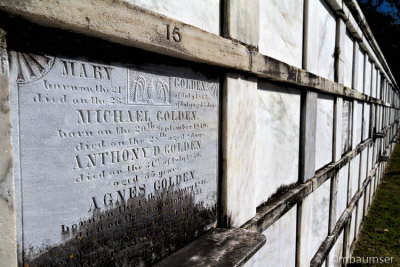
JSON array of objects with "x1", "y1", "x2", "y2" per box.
[{"x1": 76, "y1": 109, "x2": 197, "y2": 124}]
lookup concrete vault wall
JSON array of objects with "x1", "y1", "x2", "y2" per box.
[{"x1": 0, "y1": 0, "x2": 399, "y2": 266}]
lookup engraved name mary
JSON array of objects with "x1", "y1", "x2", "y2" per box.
[{"x1": 10, "y1": 52, "x2": 219, "y2": 265}]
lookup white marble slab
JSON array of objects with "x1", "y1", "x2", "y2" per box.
[
  {"x1": 364, "y1": 59, "x2": 372, "y2": 96},
  {"x1": 356, "y1": 195, "x2": 364, "y2": 235},
  {"x1": 348, "y1": 209, "x2": 357, "y2": 251},
  {"x1": 299, "y1": 181, "x2": 330, "y2": 266},
  {"x1": 376, "y1": 72, "x2": 381, "y2": 99},
  {"x1": 343, "y1": 31, "x2": 354, "y2": 88},
  {"x1": 365, "y1": 183, "x2": 371, "y2": 211},
  {"x1": 224, "y1": 74, "x2": 257, "y2": 227},
  {"x1": 259, "y1": 0, "x2": 304, "y2": 68},
  {"x1": 353, "y1": 101, "x2": 363, "y2": 147},
  {"x1": 356, "y1": 48, "x2": 365, "y2": 92},
  {"x1": 328, "y1": 232, "x2": 344, "y2": 267},
  {"x1": 307, "y1": 0, "x2": 336, "y2": 80},
  {"x1": 124, "y1": 0, "x2": 220, "y2": 35},
  {"x1": 368, "y1": 144, "x2": 374, "y2": 173},
  {"x1": 360, "y1": 148, "x2": 368, "y2": 184},
  {"x1": 342, "y1": 100, "x2": 352, "y2": 154},
  {"x1": 227, "y1": 0, "x2": 259, "y2": 46},
  {"x1": 371, "y1": 66, "x2": 377, "y2": 98},
  {"x1": 244, "y1": 205, "x2": 297, "y2": 267},
  {"x1": 350, "y1": 154, "x2": 360, "y2": 198},
  {"x1": 315, "y1": 95, "x2": 334, "y2": 170},
  {"x1": 256, "y1": 82, "x2": 300, "y2": 205},
  {"x1": 336, "y1": 163, "x2": 349, "y2": 222},
  {"x1": 362, "y1": 103, "x2": 370, "y2": 141}
]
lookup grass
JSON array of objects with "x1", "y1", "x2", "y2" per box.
[{"x1": 350, "y1": 143, "x2": 400, "y2": 266}]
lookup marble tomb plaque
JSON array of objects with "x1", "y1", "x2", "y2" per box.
[{"x1": 9, "y1": 52, "x2": 219, "y2": 265}]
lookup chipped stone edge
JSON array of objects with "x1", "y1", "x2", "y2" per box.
[{"x1": 0, "y1": 0, "x2": 398, "y2": 107}]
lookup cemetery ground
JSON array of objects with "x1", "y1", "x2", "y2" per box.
[{"x1": 350, "y1": 143, "x2": 400, "y2": 266}]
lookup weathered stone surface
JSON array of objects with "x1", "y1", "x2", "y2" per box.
[
  {"x1": 7, "y1": 30, "x2": 220, "y2": 264},
  {"x1": 225, "y1": 0, "x2": 259, "y2": 47},
  {"x1": 155, "y1": 228, "x2": 266, "y2": 267},
  {"x1": 342, "y1": 100, "x2": 352, "y2": 154},
  {"x1": 301, "y1": 91, "x2": 317, "y2": 181},
  {"x1": 298, "y1": 180, "x2": 330, "y2": 266},
  {"x1": 0, "y1": 28, "x2": 18, "y2": 267},
  {"x1": 259, "y1": 0, "x2": 303, "y2": 68},
  {"x1": 222, "y1": 74, "x2": 257, "y2": 227},
  {"x1": 256, "y1": 82, "x2": 300, "y2": 205},
  {"x1": 316, "y1": 94, "x2": 334, "y2": 170},
  {"x1": 244, "y1": 206, "x2": 297, "y2": 267},
  {"x1": 306, "y1": 0, "x2": 336, "y2": 81},
  {"x1": 125, "y1": 0, "x2": 221, "y2": 35},
  {"x1": 343, "y1": 31, "x2": 354, "y2": 88}
]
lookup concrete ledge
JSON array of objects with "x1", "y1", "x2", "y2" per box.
[{"x1": 155, "y1": 228, "x2": 266, "y2": 267}]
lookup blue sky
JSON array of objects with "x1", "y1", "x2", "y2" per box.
[{"x1": 360, "y1": 0, "x2": 400, "y2": 22}]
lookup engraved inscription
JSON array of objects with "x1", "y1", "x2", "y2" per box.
[
  {"x1": 166, "y1": 24, "x2": 181, "y2": 42},
  {"x1": 10, "y1": 53, "x2": 219, "y2": 265}
]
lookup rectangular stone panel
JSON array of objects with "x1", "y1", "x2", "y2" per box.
[
  {"x1": 356, "y1": 195, "x2": 364, "y2": 235},
  {"x1": 307, "y1": 0, "x2": 336, "y2": 81},
  {"x1": 376, "y1": 72, "x2": 381, "y2": 99},
  {"x1": 328, "y1": 231, "x2": 344, "y2": 267},
  {"x1": 353, "y1": 101, "x2": 363, "y2": 147},
  {"x1": 223, "y1": 74, "x2": 257, "y2": 227},
  {"x1": 371, "y1": 67, "x2": 377, "y2": 98},
  {"x1": 259, "y1": 0, "x2": 304, "y2": 68},
  {"x1": 336, "y1": 163, "x2": 349, "y2": 222},
  {"x1": 244, "y1": 205, "x2": 297, "y2": 267},
  {"x1": 362, "y1": 103, "x2": 370, "y2": 141},
  {"x1": 364, "y1": 59, "x2": 372, "y2": 96},
  {"x1": 315, "y1": 94, "x2": 334, "y2": 170},
  {"x1": 355, "y1": 48, "x2": 364, "y2": 92},
  {"x1": 9, "y1": 50, "x2": 219, "y2": 265},
  {"x1": 343, "y1": 31, "x2": 354, "y2": 88},
  {"x1": 350, "y1": 154, "x2": 360, "y2": 198},
  {"x1": 348, "y1": 209, "x2": 357, "y2": 252},
  {"x1": 124, "y1": 0, "x2": 221, "y2": 35},
  {"x1": 360, "y1": 148, "x2": 368, "y2": 184},
  {"x1": 256, "y1": 82, "x2": 300, "y2": 205},
  {"x1": 341, "y1": 100, "x2": 352, "y2": 154},
  {"x1": 299, "y1": 181, "x2": 330, "y2": 266}
]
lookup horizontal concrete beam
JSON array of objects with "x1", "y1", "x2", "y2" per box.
[
  {"x1": 0, "y1": 0, "x2": 397, "y2": 106},
  {"x1": 0, "y1": 0, "x2": 250, "y2": 71}
]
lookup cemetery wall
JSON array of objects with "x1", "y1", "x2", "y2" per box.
[{"x1": 0, "y1": 0, "x2": 399, "y2": 266}]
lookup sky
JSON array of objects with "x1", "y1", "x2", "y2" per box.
[{"x1": 360, "y1": 0, "x2": 400, "y2": 23}]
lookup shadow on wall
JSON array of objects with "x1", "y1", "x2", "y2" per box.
[{"x1": 25, "y1": 191, "x2": 216, "y2": 266}]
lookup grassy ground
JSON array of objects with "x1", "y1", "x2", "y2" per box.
[{"x1": 350, "y1": 143, "x2": 400, "y2": 266}]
